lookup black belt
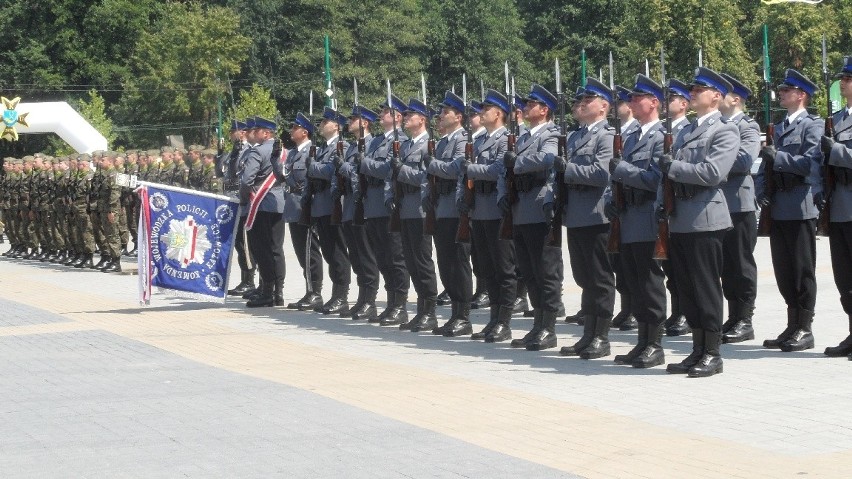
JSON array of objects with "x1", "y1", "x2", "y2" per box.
[
  {"x1": 623, "y1": 186, "x2": 654, "y2": 206},
  {"x1": 514, "y1": 173, "x2": 546, "y2": 193},
  {"x1": 672, "y1": 182, "x2": 708, "y2": 199},
  {"x1": 366, "y1": 177, "x2": 385, "y2": 187},
  {"x1": 401, "y1": 183, "x2": 420, "y2": 194},
  {"x1": 474, "y1": 180, "x2": 496, "y2": 194},
  {"x1": 310, "y1": 179, "x2": 330, "y2": 192},
  {"x1": 436, "y1": 177, "x2": 456, "y2": 195},
  {"x1": 771, "y1": 172, "x2": 805, "y2": 191}
]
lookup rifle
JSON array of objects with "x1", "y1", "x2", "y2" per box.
[
  {"x1": 423, "y1": 73, "x2": 438, "y2": 237},
  {"x1": 818, "y1": 33, "x2": 834, "y2": 236},
  {"x1": 456, "y1": 73, "x2": 474, "y2": 243},
  {"x1": 757, "y1": 35, "x2": 774, "y2": 237},
  {"x1": 653, "y1": 47, "x2": 674, "y2": 260},
  {"x1": 353, "y1": 78, "x2": 368, "y2": 226},
  {"x1": 387, "y1": 79, "x2": 403, "y2": 233},
  {"x1": 606, "y1": 51, "x2": 624, "y2": 253},
  {"x1": 546, "y1": 58, "x2": 566, "y2": 247},
  {"x1": 299, "y1": 91, "x2": 317, "y2": 226},
  {"x1": 330, "y1": 134, "x2": 345, "y2": 225},
  {"x1": 499, "y1": 63, "x2": 517, "y2": 240}
]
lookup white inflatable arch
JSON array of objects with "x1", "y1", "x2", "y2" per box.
[{"x1": 14, "y1": 102, "x2": 108, "y2": 153}]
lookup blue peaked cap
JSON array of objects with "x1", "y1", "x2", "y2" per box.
[
  {"x1": 405, "y1": 98, "x2": 431, "y2": 117},
  {"x1": 380, "y1": 94, "x2": 407, "y2": 113},
  {"x1": 778, "y1": 68, "x2": 817, "y2": 97},
  {"x1": 835, "y1": 56, "x2": 852, "y2": 78},
  {"x1": 720, "y1": 73, "x2": 751, "y2": 99},
  {"x1": 667, "y1": 79, "x2": 691, "y2": 101},
  {"x1": 629, "y1": 74, "x2": 664, "y2": 102},
  {"x1": 482, "y1": 89, "x2": 510, "y2": 115},
  {"x1": 691, "y1": 67, "x2": 733, "y2": 96},
  {"x1": 350, "y1": 105, "x2": 378, "y2": 123},
  {"x1": 253, "y1": 116, "x2": 277, "y2": 131},
  {"x1": 523, "y1": 84, "x2": 558, "y2": 111},
  {"x1": 583, "y1": 78, "x2": 614, "y2": 103},
  {"x1": 294, "y1": 112, "x2": 314, "y2": 135},
  {"x1": 438, "y1": 91, "x2": 466, "y2": 113}
]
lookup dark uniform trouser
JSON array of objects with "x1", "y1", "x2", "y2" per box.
[
  {"x1": 770, "y1": 219, "x2": 817, "y2": 311},
  {"x1": 400, "y1": 218, "x2": 437, "y2": 299},
  {"x1": 342, "y1": 221, "x2": 379, "y2": 292},
  {"x1": 472, "y1": 219, "x2": 517, "y2": 308},
  {"x1": 610, "y1": 253, "x2": 629, "y2": 300},
  {"x1": 434, "y1": 217, "x2": 472, "y2": 303},
  {"x1": 620, "y1": 241, "x2": 666, "y2": 324},
  {"x1": 248, "y1": 211, "x2": 286, "y2": 283},
  {"x1": 314, "y1": 215, "x2": 351, "y2": 287},
  {"x1": 289, "y1": 222, "x2": 323, "y2": 291},
  {"x1": 670, "y1": 230, "x2": 725, "y2": 333},
  {"x1": 567, "y1": 224, "x2": 616, "y2": 318},
  {"x1": 661, "y1": 259, "x2": 679, "y2": 312},
  {"x1": 234, "y1": 214, "x2": 255, "y2": 273},
  {"x1": 513, "y1": 222, "x2": 562, "y2": 313},
  {"x1": 366, "y1": 216, "x2": 409, "y2": 294},
  {"x1": 721, "y1": 211, "x2": 758, "y2": 309},
  {"x1": 829, "y1": 221, "x2": 852, "y2": 315}
]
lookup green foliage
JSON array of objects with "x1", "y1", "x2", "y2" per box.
[
  {"x1": 227, "y1": 84, "x2": 280, "y2": 125},
  {"x1": 46, "y1": 89, "x2": 116, "y2": 156}
]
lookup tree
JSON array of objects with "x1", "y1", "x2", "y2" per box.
[
  {"x1": 227, "y1": 84, "x2": 280, "y2": 125},
  {"x1": 115, "y1": 2, "x2": 249, "y2": 148}
]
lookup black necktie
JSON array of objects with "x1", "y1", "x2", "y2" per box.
[
  {"x1": 783, "y1": 118, "x2": 790, "y2": 130},
  {"x1": 842, "y1": 109, "x2": 850, "y2": 121}
]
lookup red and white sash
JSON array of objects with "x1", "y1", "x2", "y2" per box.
[{"x1": 245, "y1": 148, "x2": 287, "y2": 231}]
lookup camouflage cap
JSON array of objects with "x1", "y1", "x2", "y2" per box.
[
  {"x1": 78, "y1": 153, "x2": 92, "y2": 161},
  {"x1": 22, "y1": 155, "x2": 34, "y2": 162},
  {"x1": 189, "y1": 144, "x2": 203, "y2": 152},
  {"x1": 201, "y1": 149, "x2": 217, "y2": 157},
  {"x1": 161, "y1": 146, "x2": 175, "y2": 153}
]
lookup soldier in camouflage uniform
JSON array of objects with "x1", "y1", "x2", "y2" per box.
[
  {"x1": 89, "y1": 152, "x2": 108, "y2": 267},
  {"x1": 49, "y1": 158, "x2": 69, "y2": 263},
  {"x1": 0, "y1": 159, "x2": 15, "y2": 254},
  {"x1": 123, "y1": 150, "x2": 140, "y2": 256},
  {"x1": 5, "y1": 159, "x2": 24, "y2": 257},
  {"x1": 96, "y1": 154, "x2": 123, "y2": 273},
  {"x1": 71, "y1": 155, "x2": 96, "y2": 269},
  {"x1": 19, "y1": 156, "x2": 39, "y2": 259},
  {"x1": 199, "y1": 150, "x2": 221, "y2": 193}
]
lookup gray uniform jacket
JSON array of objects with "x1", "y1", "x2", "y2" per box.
[
  {"x1": 360, "y1": 129, "x2": 408, "y2": 219},
  {"x1": 239, "y1": 138, "x2": 285, "y2": 214},
  {"x1": 663, "y1": 110, "x2": 740, "y2": 233},
  {"x1": 465, "y1": 126, "x2": 508, "y2": 221},
  {"x1": 308, "y1": 136, "x2": 349, "y2": 218},
  {"x1": 333, "y1": 134, "x2": 372, "y2": 223},
  {"x1": 826, "y1": 108, "x2": 852, "y2": 222},
  {"x1": 621, "y1": 118, "x2": 640, "y2": 140},
  {"x1": 612, "y1": 122, "x2": 665, "y2": 243},
  {"x1": 721, "y1": 113, "x2": 760, "y2": 213},
  {"x1": 769, "y1": 112, "x2": 823, "y2": 221},
  {"x1": 387, "y1": 133, "x2": 429, "y2": 220},
  {"x1": 562, "y1": 120, "x2": 614, "y2": 228},
  {"x1": 282, "y1": 142, "x2": 310, "y2": 223},
  {"x1": 426, "y1": 127, "x2": 468, "y2": 219},
  {"x1": 497, "y1": 122, "x2": 559, "y2": 225}
]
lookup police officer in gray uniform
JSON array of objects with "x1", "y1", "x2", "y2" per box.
[
  {"x1": 360, "y1": 95, "x2": 411, "y2": 326},
  {"x1": 283, "y1": 113, "x2": 324, "y2": 311},
  {"x1": 662, "y1": 79, "x2": 692, "y2": 336},
  {"x1": 225, "y1": 120, "x2": 257, "y2": 297},
  {"x1": 822, "y1": 56, "x2": 852, "y2": 359},
  {"x1": 240, "y1": 116, "x2": 287, "y2": 308},
  {"x1": 427, "y1": 91, "x2": 473, "y2": 337},
  {"x1": 307, "y1": 107, "x2": 352, "y2": 314},
  {"x1": 499, "y1": 84, "x2": 562, "y2": 351},
  {"x1": 555, "y1": 78, "x2": 616, "y2": 360},
  {"x1": 661, "y1": 67, "x2": 739, "y2": 378},
  {"x1": 466, "y1": 89, "x2": 517, "y2": 343},
  {"x1": 608, "y1": 74, "x2": 667, "y2": 369},
  {"x1": 718, "y1": 73, "x2": 761, "y2": 344},
  {"x1": 335, "y1": 105, "x2": 380, "y2": 321},
  {"x1": 388, "y1": 98, "x2": 439, "y2": 332},
  {"x1": 759, "y1": 69, "x2": 824, "y2": 353}
]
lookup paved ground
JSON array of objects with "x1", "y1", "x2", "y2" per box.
[{"x1": 0, "y1": 236, "x2": 850, "y2": 478}]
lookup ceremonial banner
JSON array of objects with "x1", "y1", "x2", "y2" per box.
[{"x1": 137, "y1": 183, "x2": 240, "y2": 305}]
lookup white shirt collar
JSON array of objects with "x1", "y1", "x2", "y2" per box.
[
  {"x1": 297, "y1": 140, "x2": 311, "y2": 152},
  {"x1": 586, "y1": 119, "x2": 606, "y2": 131},
  {"x1": 672, "y1": 116, "x2": 687, "y2": 128},
  {"x1": 640, "y1": 119, "x2": 661, "y2": 137},
  {"x1": 325, "y1": 134, "x2": 339, "y2": 145},
  {"x1": 473, "y1": 127, "x2": 487, "y2": 138},
  {"x1": 486, "y1": 126, "x2": 506, "y2": 137},
  {"x1": 529, "y1": 122, "x2": 548, "y2": 137},
  {"x1": 621, "y1": 118, "x2": 637, "y2": 131},
  {"x1": 384, "y1": 129, "x2": 395, "y2": 139},
  {"x1": 695, "y1": 110, "x2": 719, "y2": 127},
  {"x1": 786, "y1": 108, "x2": 807, "y2": 124},
  {"x1": 727, "y1": 111, "x2": 744, "y2": 122},
  {"x1": 411, "y1": 131, "x2": 428, "y2": 143},
  {"x1": 448, "y1": 126, "x2": 464, "y2": 138}
]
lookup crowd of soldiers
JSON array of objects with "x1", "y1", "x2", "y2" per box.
[{"x1": 0, "y1": 147, "x2": 221, "y2": 273}]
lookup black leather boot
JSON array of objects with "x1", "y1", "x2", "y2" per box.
[
  {"x1": 560, "y1": 315, "x2": 596, "y2": 356},
  {"x1": 763, "y1": 307, "x2": 798, "y2": 349},
  {"x1": 289, "y1": 282, "x2": 323, "y2": 311},
  {"x1": 102, "y1": 256, "x2": 122, "y2": 273},
  {"x1": 614, "y1": 321, "x2": 648, "y2": 365},
  {"x1": 409, "y1": 298, "x2": 438, "y2": 332},
  {"x1": 472, "y1": 305, "x2": 499, "y2": 340},
  {"x1": 228, "y1": 269, "x2": 256, "y2": 296},
  {"x1": 244, "y1": 278, "x2": 265, "y2": 300},
  {"x1": 320, "y1": 283, "x2": 349, "y2": 315},
  {"x1": 664, "y1": 294, "x2": 689, "y2": 336},
  {"x1": 342, "y1": 287, "x2": 365, "y2": 317},
  {"x1": 633, "y1": 320, "x2": 665, "y2": 368},
  {"x1": 432, "y1": 302, "x2": 457, "y2": 336},
  {"x1": 667, "y1": 329, "x2": 705, "y2": 374},
  {"x1": 443, "y1": 301, "x2": 472, "y2": 337},
  {"x1": 722, "y1": 303, "x2": 755, "y2": 344},
  {"x1": 63, "y1": 252, "x2": 79, "y2": 266},
  {"x1": 350, "y1": 289, "x2": 377, "y2": 321},
  {"x1": 273, "y1": 280, "x2": 285, "y2": 306},
  {"x1": 120, "y1": 244, "x2": 129, "y2": 256},
  {"x1": 436, "y1": 290, "x2": 450, "y2": 306},
  {"x1": 380, "y1": 293, "x2": 408, "y2": 326},
  {"x1": 825, "y1": 316, "x2": 852, "y2": 357},
  {"x1": 511, "y1": 309, "x2": 541, "y2": 348},
  {"x1": 612, "y1": 294, "x2": 634, "y2": 329},
  {"x1": 97, "y1": 256, "x2": 113, "y2": 270},
  {"x1": 564, "y1": 309, "x2": 585, "y2": 324},
  {"x1": 470, "y1": 282, "x2": 489, "y2": 309},
  {"x1": 74, "y1": 253, "x2": 94, "y2": 269},
  {"x1": 485, "y1": 306, "x2": 513, "y2": 343},
  {"x1": 580, "y1": 315, "x2": 612, "y2": 359},
  {"x1": 399, "y1": 298, "x2": 423, "y2": 330},
  {"x1": 92, "y1": 255, "x2": 108, "y2": 269},
  {"x1": 780, "y1": 309, "x2": 815, "y2": 352},
  {"x1": 721, "y1": 301, "x2": 740, "y2": 335},
  {"x1": 688, "y1": 330, "x2": 723, "y2": 377},
  {"x1": 526, "y1": 310, "x2": 557, "y2": 351},
  {"x1": 246, "y1": 282, "x2": 274, "y2": 308}
]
